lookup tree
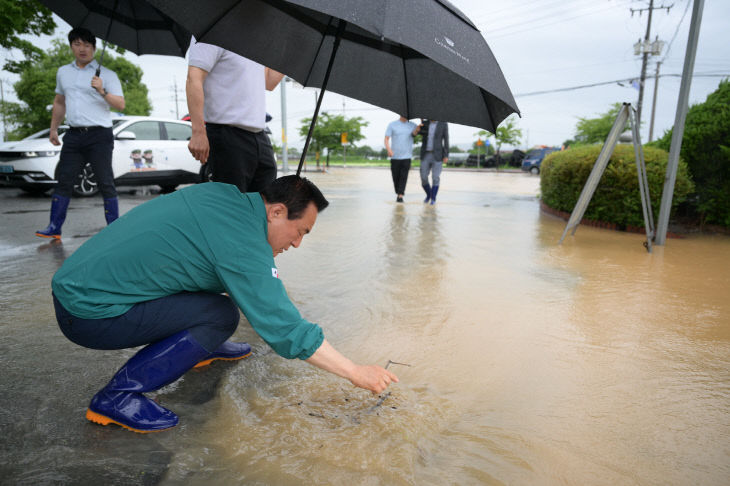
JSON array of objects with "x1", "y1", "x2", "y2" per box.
[
  {"x1": 651, "y1": 80, "x2": 730, "y2": 227},
  {"x1": 573, "y1": 102, "x2": 625, "y2": 144},
  {"x1": 0, "y1": 0, "x2": 56, "y2": 73},
  {"x1": 494, "y1": 115, "x2": 522, "y2": 156},
  {"x1": 2, "y1": 39, "x2": 152, "y2": 140},
  {"x1": 298, "y1": 112, "x2": 368, "y2": 162}
]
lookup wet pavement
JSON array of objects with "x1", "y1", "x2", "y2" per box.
[{"x1": 1, "y1": 170, "x2": 728, "y2": 485}]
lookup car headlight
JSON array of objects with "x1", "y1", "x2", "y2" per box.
[{"x1": 23, "y1": 151, "x2": 59, "y2": 157}]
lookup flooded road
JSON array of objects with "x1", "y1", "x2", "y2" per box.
[{"x1": 1, "y1": 169, "x2": 728, "y2": 485}]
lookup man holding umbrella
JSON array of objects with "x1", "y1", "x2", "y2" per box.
[{"x1": 36, "y1": 28, "x2": 125, "y2": 239}]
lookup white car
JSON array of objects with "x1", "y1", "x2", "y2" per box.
[{"x1": 0, "y1": 116, "x2": 200, "y2": 196}]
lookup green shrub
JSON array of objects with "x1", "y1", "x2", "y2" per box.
[
  {"x1": 649, "y1": 80, "x2": 730, "y2": 227},
  {"x1": 541, "y1": 144, "x2": 694, "y2": 228}
]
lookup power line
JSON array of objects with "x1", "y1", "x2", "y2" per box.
[
  {"x1": 470, "y1": 0, "x2": 592, "y2": 27},
  {"x1": 476, "y1": 0, "x2": 633, "y2": 39},
  {"x1": 514, "y1": 72, "x2": 728, "y2": 97},
  {"x1": 661, "y1": 0, "x2": 691, "y2": 62}
]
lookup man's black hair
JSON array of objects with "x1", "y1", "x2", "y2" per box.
[
  {"x1": 260, "y1": 175, "x2": 329, "y2": 220},
  {"x1": 68, "y1": 28, "x2": 96, "y2": 48}
]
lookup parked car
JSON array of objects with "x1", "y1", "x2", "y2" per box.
[
  {"x1": 446, "y1": 152, "x2": 468, "y2": 167},
  {"x1": 0, "y1": 116, "x2": 199, "y2": 196},
  {"x1": 521, "y1": 147, "x2": 560, "y2": 175},
  {"x1": 465, "y1": 153, "x2": 497, "y2": 168},
  {"x1": 508, "y1": 149, "x2": 526, "y2": 167}
]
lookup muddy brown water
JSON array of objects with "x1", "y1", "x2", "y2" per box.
[{"x1": 0, "y1": 169, "x2": 728, "y2": 485}]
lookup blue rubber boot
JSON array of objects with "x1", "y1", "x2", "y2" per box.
[
  {"x1": 430, "y1": 185, "x2": 439, "y2": 205},
  {"x1": 103, "y1": 197, "x2": 119, "y2": 225},
  {"x1": 86, "y1": 330, "x2": 210, "y2": 433},
  {"x1": 194, "y1": 340, "x2": 252, "y2": 368},
  {"x1": 422, "y1": 183, "x2": 431, "y2": 203},
  {"x1": 35, "y1": 194, "x2": 70, "y2": 239}
]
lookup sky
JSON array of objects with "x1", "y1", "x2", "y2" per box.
[{"x1": 1, "y1": 0, "x2": 729, "y2": 151}]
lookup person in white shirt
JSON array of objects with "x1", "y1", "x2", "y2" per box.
[
  {"x1": 36, "y1": 27, "x2": 125, "y2": 240},
  {"x1": 186, "y1": 37, "x2": 284, "y2": 192}
]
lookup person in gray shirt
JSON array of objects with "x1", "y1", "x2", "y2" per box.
[
  {"x1": 186, "y1": 37, "x2": 283, "y2": 193},
  {"x1": 36, "y1": 28, "x2": 125, "y2": 240}
]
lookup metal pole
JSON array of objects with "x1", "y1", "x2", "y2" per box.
[
  {"x1": 173, "y1": 77, "x2": 179, "y2": 119},
  {"x1": 648, "y1": 61, "x2": 661, "y2": 142},
  {"x1": 0, "y1": 78, "x2": 6, "y2": 141},
  {"x1": 655, "y1": 0, "x2": 704, "y2": 245},
  {"x1": 298, "y1": 19, "x2": 347, "y2": 176},
  {"x1": 559, "y1": 104, "x2": 630, "y2": 244},
  {"x1": 280, "y1": 77, "x2": 289, "y2": 172},
  {"x1": 95, "y1": 0, "x2": 120, "y2": 77},
  {"x1": 630, "y1": 106, "x2": 655, "y2": 252},
  {"x1": 636, "y1": 0, "x2": 654, "y2": 127}
]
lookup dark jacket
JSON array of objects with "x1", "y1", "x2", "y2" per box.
[{"x1": 419, "y1": 121, "x2": 449, "y2": 161}]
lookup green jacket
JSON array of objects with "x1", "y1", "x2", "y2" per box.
[{"x1": 52, "y1": 182, "x2": 324, "y2": 360}]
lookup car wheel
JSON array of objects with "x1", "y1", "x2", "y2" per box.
[
  {"x1": 530, "y1": 166, "x2": 540, "y2": 175},
  {"x1": 73, "y1": 163, "x2": 99, "y2": 197},
  {"x1": 159, "y1": 184, "x2": 177, "y2": 193},
  {"x1": 199, "y1": 163, "x2": 213, "y2": 183}
]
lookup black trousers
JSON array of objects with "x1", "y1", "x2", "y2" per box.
[
  {"x1": 390, "y1": 158, "x2": 411, "y2": 195},
  {"x1": 206, "y1": 123, "x2": 277, "y2": 193},
  {"x1": 54, "y1": 127, "x2": 116, "y2": 198}
]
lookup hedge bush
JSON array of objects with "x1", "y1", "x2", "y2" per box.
[
  {"x1": 649, "y1": 80, "x2": 730, "y2": 227},
  {"x1": 540, "y1": 144, "x2": 694, "y2": 228}
]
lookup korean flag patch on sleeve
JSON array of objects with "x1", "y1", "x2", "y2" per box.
[{"x1": 271, "y1": 268, "x2": 279, "y2": 279}]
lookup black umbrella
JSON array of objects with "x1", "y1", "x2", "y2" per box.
[
  {"x1": 39, "y1": 0, "x2": 192, "y2": 75},
  {"x1": 146, "y1": 0, "x2": 519, "y2": 175}
]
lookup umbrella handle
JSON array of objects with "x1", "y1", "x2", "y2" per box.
[
  {"x1": 94, "y1": 0, "x2": 118, "y2": 82},
  {"x1": 297, "y1": 19, "x2": 347, "y2": 177}
]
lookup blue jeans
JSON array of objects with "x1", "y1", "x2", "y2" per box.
[{"x1": 53, "y1": 292, "x2": 239, "y2": 353}]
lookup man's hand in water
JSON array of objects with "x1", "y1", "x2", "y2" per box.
[
  {"x1": 305, "y1": 339, "x2": 399, "y2": 393},
  {"x1": 348, "y1": 364, "x2": 399, "y2": 394}
]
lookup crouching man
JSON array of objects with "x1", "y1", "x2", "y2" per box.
[{"x1": 51, "y1": 175, "x2": 398, "y2": 433}]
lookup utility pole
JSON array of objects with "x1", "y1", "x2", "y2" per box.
[
  {"x1": 648, "y1": 60, "x2": 661, "y2": 142},
  {"x1": 0, "y1": 78, "x2": 6, "y2": 142},
  {"x1": 280, "y1": 77, "x2": 289, "y2": 172},
  {"x1": 631, "y1": 1, "x2": 672, "y2": 128},
  {"x1": 656, "y1": 0, "x2": 704, "y2": 246},
  {"x1": 170, "y1": 77, "x2": 184, "y2": 119}
]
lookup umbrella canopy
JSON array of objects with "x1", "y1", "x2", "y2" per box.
[
  {"x1": 146, "y1": 0, "x2": 519, "y2": 172},
  {"x1": 38, "y1": 0, "x2": 191, "y2": 58}
]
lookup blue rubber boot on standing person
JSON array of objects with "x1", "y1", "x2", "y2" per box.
[
  {"x1": 103, "y1": 197, "x2": 119, "y2": 224},
  {"x1": 85, "y1": 330, "x2": 211, "y2": 433},
  {"x1": 430, "y1": 185, "x2": 439, "y2": 205},
  {"x1": 422, "y1": 183, "x2": 431, "y2": 203},
  {"x1": 36, "y1": 194, "x2": 71, "y2": 239},
  {"x1": 194, "y1": 340, "x2": 252, "y2": 368}
]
